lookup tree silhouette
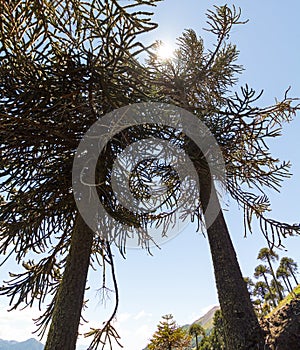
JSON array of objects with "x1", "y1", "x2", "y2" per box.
[
  {"x1": 257, "y1": 248, "x2": 284, "y2": 301},
  {"x1": 280, "y1": 257, "x2": 299, "y2": 286},
  {"x1": 276, "y1": 266, "x2": 293, "y2": 293},
  {"x1": 147, "y1": 6, "x2": 300, "y2": 349},
  {"x1": 253, "y1": 281, "x2": 268, "y2": 303},
  {"x1": 1, "y1": 2, "x2": 300, "y2": 350},
  {"x1": 254, "y1": 281, "x2": 267, "y2": 298},
  {"x1": 199, "y1": 310, "x2": 226, "y2": 350},
  {"x1": 270, "y1": 278, "x2": 285, "y2": 302},
  {"x1": 189, "y1": 323, "x2": 206, "y2": 350},
  {"x1": 0, "y1": 1, "x2": 162, "y2": 349},
  {"x1": 147, "y1": 314, "x2": 191, "y2": 350},
  {"x1": 254, "y1": 265, "x2": 276, "y2": 307}
]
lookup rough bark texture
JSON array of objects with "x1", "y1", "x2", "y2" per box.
[
  {"x1": 45, "y1": 214, "x2": 94, "y2": 350},
  {"x1": 199, "y1": 171, "x2": 267, "y2": 349},
  {"x1": 290, "y1": 269, "x2": 299, "y2": 285},
  {"x1": 267, "y1": 256, "x2": 284, "y2": 301},
  {"x1": 261, "y1": 296, "x2": 300, "y2": 350}
]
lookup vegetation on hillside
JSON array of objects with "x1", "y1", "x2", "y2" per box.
[
  {"x1": 146, "y1": 252, "x2": 299, "y2": 349},
  {"x1": 245, "y1": 248, "x2": 299, "y2": 316},
  {"x1": 147, "y1": 314, "x2": 191, "y2": 350},
  {"x1": 147, "y1": 310, "x2": 226, "y2": 350}
]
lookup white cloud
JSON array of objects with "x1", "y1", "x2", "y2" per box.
[
  {"x1": 116, "y1": 312, "x2": 132, "y2": 323},
  {"x1": 133, "y1": 310, "x2": 152, "y2": 320},
  {"x1": 0, "y1": 305, "x2": 42, "y2": 342},
  {"x1": 77, "y1": 310, "x2": 157, "y2": 350},
  {"x1": 0, "y1": 304, "x2": 156, "y2": 350}
]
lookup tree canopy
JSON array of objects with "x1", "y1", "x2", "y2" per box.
[
  {"x1": 147, "y1": 314, "x2": 191, "y2": 350},
  {"x1": 1, "y1": 1, "x2": 300, "y2": 349}
]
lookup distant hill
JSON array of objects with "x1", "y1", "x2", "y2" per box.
[
  {"x1": 0, "y1": 338, "x2": 43, "y2": 350},
  {"x1": 144, "y1": 306, "x2": 220, "y2": 350},
  {"x1": 181, "y1": 306, "x2": 220, "y2": 349},
  {"x1": 1, "y1": 307, "x2": 220, "y2": 350},
  {"x1": 183, "y1": 305, "x2": 220, "y2": 332},
  {"x1": 0, "y1": 339, "x2": 89, "y2": 350}
]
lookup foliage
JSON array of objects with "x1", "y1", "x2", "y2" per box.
[
  {"x1": 257, "y1": 247, "x2": 284, "y2": 302},
  {"x1": 266, "y1": 284, "x2": 300, "y2": 319},
  {"x1": 249, "y1": 249, "x2": 299, "y2": 316},
  {"x1": 147, "y1": 6, "x2": 300, "y2": 248},
  {"x1": 189, "y1": 323, "x2": 205, "y2": 350},
  {"x1": 1, "y1": 0, "x2": 300, "y2": 348},
  {"x1": 199, "y1": 310, "x2": 226, "y2": 350},
  {"x1": 147, "y1": 314, "x2": 191, "y2": 350},
  {"x1": 279, "y1": 257, "x2": 299, "y2": 285},
  {"x1": 0, "y1": 0, "x2": 162, "y2": 348}
]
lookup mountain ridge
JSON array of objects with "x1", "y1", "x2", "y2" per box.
[
  {"x1": 143, "y1": 306, "x2": 220, "y2": 350},
  {"x1": 0, "y1": 338, "x2": 43, "y2": 350},
  {"x1": 183, "y1": 305, "x2": 220, "y2": 330}
]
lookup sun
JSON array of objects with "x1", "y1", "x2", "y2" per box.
[{"x1": 156, "y1": 43, "x2": 174, "y2": 60}]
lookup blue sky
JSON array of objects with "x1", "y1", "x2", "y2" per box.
[{"x1": 0, "y1": 1, "x2": 300, "y2": 349}]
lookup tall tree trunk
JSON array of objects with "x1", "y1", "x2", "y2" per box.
[
  {"x1": 195, "y1": 335, "x2": 199, "y2": 350},
  {"x1": 262, "y1": 273, "x2": 277, "y2": 307},
  {"x1": 289, "y1": 268, "x2": 299, "y2": 286},
  {"x1": 266, "y1": 256, "x2": 284, "y2": 301},
  {"x1": 286, "y1": 275, "x2": 295, "y2": 295},
  {"x1": 198, "y1": 172, "x2": 266, "y2": 350},
  {"x1": 45, "y1": 214, "x2": 94, "y2": 350},
  {"x1": 281, "y1": 275, "x2": 291, "y2": 293}
]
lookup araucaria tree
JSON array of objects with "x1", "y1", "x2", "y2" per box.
[
  {"x1": 257, "y1": 248, "x2": 283, "y2": 301},
  {"x1": 280, "y1": 257, "x2": 299, "y2": 286},
  {"x1": 1, "y1": 1, "x2": 300, "y2": 350},
  {"x1": 199, "y1": 310, "x2": 226, "y2": 350},
  {"x1": 189, "y1": 323, "x2": 206, "y2": 350},
  {"x1": 0, "y1": 1, "x2": 163, "y2": 349},
  {"x1": 147, "y1": 314, "x2": 191, "y2": 350},
  {"x1": 254, "y1": 264, "x2": 277, "y2": 307},
  {"x1": 147, "y1": 5, "x2": 299, "y2": 349}
]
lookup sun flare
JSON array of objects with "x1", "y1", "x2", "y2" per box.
[{"x1": 156, "y1": 43, "x2": 174, "y2": 60}]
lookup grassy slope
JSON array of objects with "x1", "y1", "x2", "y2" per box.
[
  {"x1": 266, "y1": 284, "x2": 300, "y2": 318},
  {"x1": 181, "y1": 306, "x2": 219, "y2": 334},
  {"x1": 181, "y1": 306, "x2": 220, "y2": 350}
]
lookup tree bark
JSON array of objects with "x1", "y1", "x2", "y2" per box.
[
  {"x1": 198, "y1": 172, "x2": 266, "y2": 350},
  {"x1": 266, "y1": 256, "x2": 284, "y2": 301},
  {"x1": 45, "y1": 214, "x2": 94, "y2": 350},
  {"x1": 286, "y1": 275, "x2": 294, "y2": 294},
  {"x1": 282, "y1": 275, "x2": 291, "y2": 293},
  {"x1": 262, "y1": 273, "x2": 277, "y2": 307},
  {"x1": 289, "y1": 268, "x2": 299, "y2": 286}
]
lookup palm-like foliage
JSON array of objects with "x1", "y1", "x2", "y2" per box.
[
  {"x1": 189, "y1": 323, "x2": 205, "y2": 350},
  {"x1": 280, "y1": 257, "x2": 299, "y2": 285},
  {"x1": 270, "y1": 278, "x2": 285, "y2": 300},
  {"x1": 257, "y1": 248, "x2": 283, "y2": 301},
  {"x1": 0, "y1": 0, "x2": 162, "y2": 348},
  {"x1": 276, "y1": 266, "x2": 293, "y2": 293},
  {"x1": 254, "y1": 264, "x2": 276, "y2": 307},
  {"x1": 147, "y1": 9, "x2": 300, "y2": 247},
  {"x1": 253, "y1": 281, "x2": 268, "y2": 302},
  {"x1": 252, "y1": 280, "x2": 271, "y2": 316}
]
